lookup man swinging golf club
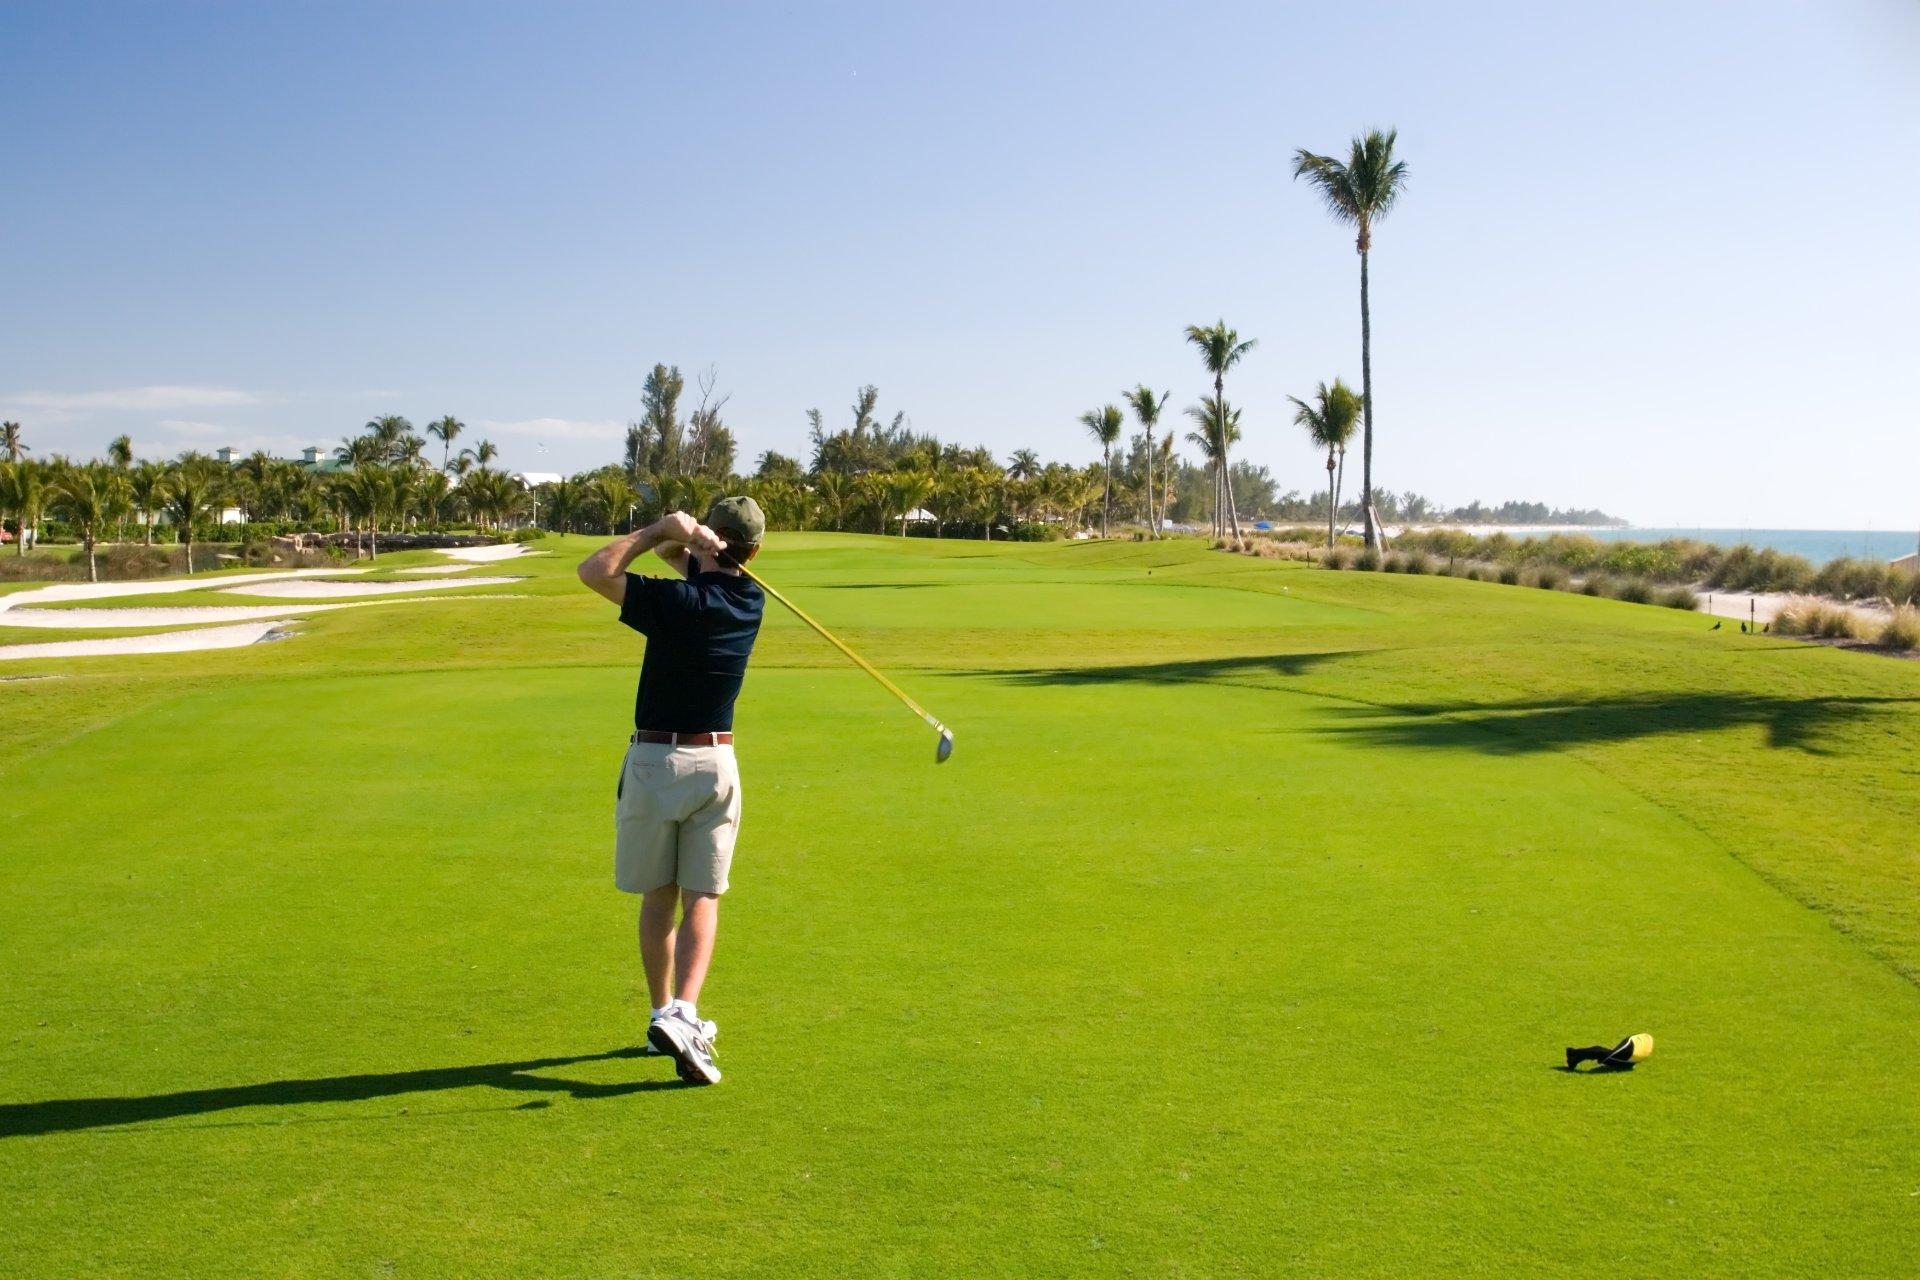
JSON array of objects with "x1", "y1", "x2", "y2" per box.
[{"x1": 576, "y1": 496, "x2": 767, "y2": 1086}]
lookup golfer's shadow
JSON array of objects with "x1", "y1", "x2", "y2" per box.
[{"x1": 0, "y1": 1047, "x2": 682, "y2": 1139}]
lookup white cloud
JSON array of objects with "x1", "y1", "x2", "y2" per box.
[
  {"x1": 155, "y1": 419, "x2": 229, "y2": 437},
  {"x1": 479, "y1": 416, "x2": 624, "y2": 441},
  {"x1": 3, "y1": 385, "x2": 264, "y2": 415}
]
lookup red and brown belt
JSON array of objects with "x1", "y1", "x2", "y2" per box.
[{"x1": 631, "y1": 730, "x2": 733, "y2": 747}]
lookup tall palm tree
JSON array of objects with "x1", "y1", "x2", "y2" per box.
[
  {"x1": 365, "y1": 415, "x2": 413, "y2": 463},
  {"x1": 1, "y1": 421, "x2": 25, "y2": 462},
  {"x1": 1006, "y1": 448, "x2": 1040, "y2": 481},
  {"x1": 50, "y1": 463, "x2": 131, "y2": 582},
  {"x1": 106, "y1": 435, "x2": 133, "y2": 468},
  {"x1": 1293, "y1": 129, "x2": 1409, "y2": 552},
  {"x1": 1288, "y1": 379, "x2": 1363, "y2": 548},
  {"x1": 472, "y1": 439, "x2": 498, "y2": 468},
  {"x1": 162, "y1": 457, "x2": 227, "y2": 574},
  {"x1": 1184, "y1": 321, "x2": 1256, "y2": 540},
  {"x1": 1154, "y1": 434, "x2": 1176, "y2": 531},
  {"x1": 1079, "y1": 405, "x2": 1124, "y2": 537},
  {"x1": 1123, "y1": 386, "x2": 1171, "y2": 537},
  {"x1": 1184, "y1": 395, "x2": 1240, "y2": 539},
  {"x1": 427, "y1": 416, "x2": 465, "y2": 471}
]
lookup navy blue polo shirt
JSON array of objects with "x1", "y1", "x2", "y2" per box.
[{"x1": 619, "y1": 556, "x2": 765, "y2": 733}]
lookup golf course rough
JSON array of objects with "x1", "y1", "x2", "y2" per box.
[{"x1": 2, "y1": 533, "x2": 1916, "y2": 1278}]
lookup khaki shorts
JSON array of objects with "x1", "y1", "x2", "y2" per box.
[{"x1": 614, "y1": 741, "x2": 742, "y2": 895}]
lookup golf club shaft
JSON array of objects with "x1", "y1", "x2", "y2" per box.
[{"x1": 735, "y1": 562, "x2": 949, "y2": 737}]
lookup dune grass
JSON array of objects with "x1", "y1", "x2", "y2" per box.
[{"x1": 2, "y1": 533, "x2": 1917, "y2": 1278}]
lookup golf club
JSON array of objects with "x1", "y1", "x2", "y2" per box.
[{"x1": 736, "y1": 561, "x2": 955, "y2": 763}]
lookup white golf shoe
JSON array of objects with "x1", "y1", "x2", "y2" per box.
[{"x1": 646, "y1": 1009, "x2": 722, "y2": 1085}]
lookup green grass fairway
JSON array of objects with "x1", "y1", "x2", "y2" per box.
[{"x1": 4, "y1": 534, "x2": 1917, "y2": 1277}]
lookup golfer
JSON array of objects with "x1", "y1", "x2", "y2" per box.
[{"x1": 576, "y1": 497, "x2": 767, "y2": 1085}]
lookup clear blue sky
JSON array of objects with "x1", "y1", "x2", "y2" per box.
[{"x1": 5, "y1": 1, "x2": 1917, "y2": 527}]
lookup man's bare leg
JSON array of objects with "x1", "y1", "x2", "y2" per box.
[
  {"x1": 672, "y1": 890, "x2": 720, "y2": 1006},
  {"x1": 639, "y1": 884, "x2": 679, "y2": 1010}
]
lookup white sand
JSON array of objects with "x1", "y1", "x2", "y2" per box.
[
  {"x1": 1695, "y1": 590, "x2": 1890, "y2": 628},
  {"x1": 215, "y1": 575, "x2": 523, "y2": 599},
  {"x1": 396, "y1": 565, "x2": 474, "y2": 574},
  {"x1": 0, "y1": 596, "x2": 491, "y2": 629},
  {"x1": 0, "y1": 619, "x2": 296, "y2": 662},
  {"x1": 0, "y1": 567, "x2": 367, "y2": 613},
  {"x1": 440, "y1": 543, "x2": 541, "y2": 563}
]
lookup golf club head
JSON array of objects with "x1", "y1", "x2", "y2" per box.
[{"x1": 936, "y1": 729, "x2": 954, "y2": 764}]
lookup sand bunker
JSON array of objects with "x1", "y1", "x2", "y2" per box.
[
  {"x1": 0, "y1": 568, "x2": 366, "y2": 613},
  {"x1": 0, "y1": 619, "x2": 296, "y2": 662},
  {"x1": 441, "y1": 544, "x2": 541, "y2": 563},
  {"x1": 216, "y1": 575, "x2": 523, "y2": 599},
  {"x1": 395, "y1": 565, "x2": 474, "y2": 574}
]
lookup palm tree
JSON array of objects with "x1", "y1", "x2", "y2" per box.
[
  {"x1": 1006, "y1": 448, "x2": 1040, "y2": 481},
  {"x1": 128, "y1": 461, "x2": 167, "y2": 545},
  {"x1": 334, "y1": 434, "x2": 383, "y2": 468},
  {"x1": 1288, "y1": 379, "x2": 1363, "y2": 548},
  {"x1": 544, "y1": 477, "x2": 584, "y2": 534},
  {"x1": 106, "y1": 435, "x2": 134, "y2": 468},
  {"x1": 415, "y1": 469, "x2": 451, "y2": 530},
  {"x1": 813, "y1": 472, "x2": 852, "y2": 532},
  {"x1": 1293, "y1": 129, "x2": 1409, "y2": 552},
  {"x1": 427, "y1": 416, "x2": 465, "y2": 471},
  {"x1": 889, "y1": 470, "x2": 935, "y2": 536},
  {"x1": 1184, "y1": 321, "x2": 1256, "y2": 540},
  {"x1": 1079, "y1": 405, "x2": 1125, "y2": 537},
  {"x1": 162, "y1": 457, "x2": 227, "y2": 573},
  {"x1": 472, "y1": 439, "x2": 499, "y2": 468},
  {"x1": 594, "y1": 472, "x2": 639, "y2": 534},
  {"x1": 50, "y1": 463, "x2": 131, "y2": 582},
  {"x1": 365, "y1": 415, "x2": 412, "y2": 462},
  {"x1": 1184, "y1": 395, "x2": 1241, "y2": 539},
  {"x1": 1154, "y1": 434, "x2": 1177, "y2": 531},
  {"x1": 1, "y1": 421, "x2": 24, "y2": 462},
  {"x1": 1123, "y1": 386, "x2": 1171, "y2": 537}
]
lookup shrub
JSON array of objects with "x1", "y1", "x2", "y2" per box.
[
  {"x1": 1580, "y1": 574, "x2": 1612, "y2": 597},
  {"x1": 1774, "y1": 596, "x2": 1866, "y2": 640},
  {"x1": 509, "y1": 527, "x2": 543, "y2": 544},
  {"x1": 99, "y1": 544, "x2": 180, "y2": 578},
  {"x1": 1321, "y1": 546, "x2": 1357, "y2": 571},
  {"x1": 1891, "y1": 569, "x2": 1920, "y2": 607},
  {"x1": 0, "y1": 551, "x2": 86, "y2": 582},
  {"x1": 1526, "y1": 565, "x2": 1569, "y2": 590},
  {"x1": 1878, "y1": 605, "x2": 1920, "y2": 650},
  {"x1": 1496, "y1": 563, "x2": 1521, "y2": 586},
  {"x1": 1812, "y1": 557, "x2": 1893, "y2": 602},
  {"x1": 1656, "y1": 586, "x2": 1700, "y2": 610},
  {"x1": 1613, "y1": 577, "x2": 1654, "y2": 605},
  {"x1": 1357, "y1": 548, "x2": 1382, "y2": 572}
]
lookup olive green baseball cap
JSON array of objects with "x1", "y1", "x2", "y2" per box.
[{"x1": 705, "y1": 495, "x2": 765, "y2": 546}]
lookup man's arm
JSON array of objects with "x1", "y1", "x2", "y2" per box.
[{"x1": 576, "y1": 512, "x2": 728, "y2": 605}]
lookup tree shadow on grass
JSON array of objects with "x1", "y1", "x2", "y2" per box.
[
  {"x1": 977, "y1": 650, "x2": 1914, "y2": 757},
  {"x1": 986, "y1": 650, "x2": 1361, "y2": 688},
  {"x1": 1321, "y1": 692, "x2": 1917, "y2": 756},
  {"x1": 0, "y1": 1047, "x2": 681, "y2": 1139}
]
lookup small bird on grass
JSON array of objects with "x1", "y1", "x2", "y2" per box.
[
  {"x1": 1709, "y1": 621, "x2": 1721, "y2": 631},
  {"x1": 1566, "y1": 1033, "x2": 1654, "y2": 1071}
]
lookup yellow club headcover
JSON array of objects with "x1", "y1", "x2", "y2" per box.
[{"x1": 1628, "y1": 1033, "x2": 1654, "y2": 1063}]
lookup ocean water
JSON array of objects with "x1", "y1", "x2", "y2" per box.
[{"x1": 1585, "y1": 528, "x2": 1919, "y2": 564}]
